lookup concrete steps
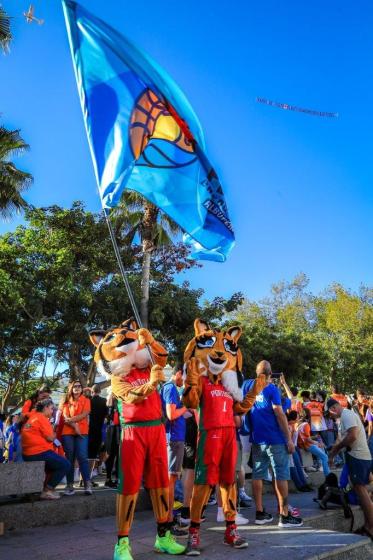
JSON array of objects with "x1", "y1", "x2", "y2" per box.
[{"x1": 1, "y1": 480, "x2": 372, "y2": 559}]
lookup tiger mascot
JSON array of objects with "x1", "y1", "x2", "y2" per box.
[
  {"x1": 89, "y1": 318, "x2": 185, "y2": 560},
  {"x1": 182, "y1": 319, "x2": 266, "y2": 556}
]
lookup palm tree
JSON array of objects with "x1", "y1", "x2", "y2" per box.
[
  {"x1": 114, "y1": 191, "x2": 182, "y2": 327},
  {"x1": 0, "y1": 127, "x2": 33, "y2": 218},
  {"x1": 0, "y1": 6, "x2": 12, "y2": 52}
]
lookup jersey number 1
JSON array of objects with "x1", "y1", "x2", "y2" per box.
[{"x1": 222, "y1": 401, "x2": 227, "y2": 413}]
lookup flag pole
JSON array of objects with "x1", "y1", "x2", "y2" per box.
[
  {"x1": 102, "y1": 207, "x2": 142, "y2": 327},
  {"x1": 102, "y1": 208, "x2": 156, "y2": 365}
]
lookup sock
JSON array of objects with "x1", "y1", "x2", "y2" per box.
[
  {"x1": 190, "y1": 521, "x2": 200, "y2": 530},
  {"x1": 239, "y1": 487, "x2": 245, "y2": 496},
  {"x1": 118, "y1": 535, "x2": 128, "y2": 544},
  {"x1": 217, "y1": 506, "x2": 223, "y2": 515},
  {"x1": 157, "y1": 522, "x2": 168, "y2": 537}
]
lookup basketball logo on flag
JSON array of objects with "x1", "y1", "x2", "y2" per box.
[{"x1": 129, "y1": 89, "x2": 197, "y2": 168}]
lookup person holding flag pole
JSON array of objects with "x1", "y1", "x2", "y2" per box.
[{"x1": 62, "y1": 1, "x2": 236, "y2": 558}]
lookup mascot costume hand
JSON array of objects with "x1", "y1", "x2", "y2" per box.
[{"x1": 89, "y1": 319, "x2": 185, "y2": 560}]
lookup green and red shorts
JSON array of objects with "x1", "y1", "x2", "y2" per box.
[
  {"x1": 118, "y1": 420, "x2": 169, "y2": 495},
  {"x1": 194, "y1": 426, "x2": 237, "y2": 486}
]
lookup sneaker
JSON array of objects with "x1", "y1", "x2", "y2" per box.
[
  {"x1": 84, "y1": 481, "x2": 93, "y2": 495},
  {"x1": 114, "y1": 537, "x2": 133, "y2": 560},
  {"x1": 40, "y1": 490, "x2": 60, "y2": 500},
  {"x1": 277, "y1": 505, "x2": 301, "y2": 518},
  {"x1": 105, "y1": 479, "x2": 118, "y2": 488},
  {"x1": 170, "y1": 524, "x2": 189, "y2": 538},
  {"x1": 177, "y1": 516, "x2": 190, "y2": 528},
  {"x1": 217, "y1": 509, "x2": 249, "y2": 525},
  {"x1": 289, "y1": 505, "x2": 301, "y2": 518},
  {"x1": 185, "y1": 528, "x2": 200, "y2": 556},
  {"x1": 154, "y1": 530, "x2": 186, "y2": 555},
  {"x1": 255, "y1": 510, "x2": 273, "y2": 525},
  {"x1": 223, "y1": 524, "x2": 248, "y2": 549},
  {"x1": 236, "y1": 512, "x2": 249, "y2": 525},
  {"x1": 217, "y1": 507, "x2": 225, "y2": 523},
  {"x1": 207, "y1": 494, "x2": 217, "y2": 506},
  {"x1": 63, "y1": 485, "x2": 76, "y2": 496},
  {"x1": 239, "y1": 490, "x2": 253, "y2": 508},
  {"x1": 278, "y1": 513, "x2": 303, "y2": 528},
  {"x1": 305, "y1": 466, "x2": 317, "y2": 473}
]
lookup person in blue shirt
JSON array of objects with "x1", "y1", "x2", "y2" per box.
[
  {"x1": 242, "y1": 360, "x2": 303, "y2": 528},
  {"x1": 161, "y1": 368, "x2": 187, "y2": 537}
]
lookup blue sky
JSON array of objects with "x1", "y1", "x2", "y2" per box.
[{"x1": 1, "y1": 0, "x2": 372, "y2": 302}]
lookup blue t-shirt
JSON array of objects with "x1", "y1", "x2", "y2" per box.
[
  {"x1": 161, "y1": 382, "x2": 186, "y2": 442},
  {"x1": 282, "y1": 397, "x2": 291, "y2": 413},
  {"x1": 242, "y1": 380, "x2": 286, "y2": 445}
]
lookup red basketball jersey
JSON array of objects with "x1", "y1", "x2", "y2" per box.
[
  {"x1": 199, "y1": 376, "x2": 235, "y2": 430},
  {"x1": 120, "y1": 367, "x2": 162, "y2": 424}
]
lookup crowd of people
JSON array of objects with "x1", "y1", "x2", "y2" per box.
[{"x1": 1, "y1": 370, "x2": 373, "y2": 542}]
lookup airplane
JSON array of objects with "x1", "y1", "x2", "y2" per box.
[{"x1": 23, "y1": 4, "x2": 44, "y2": 25}]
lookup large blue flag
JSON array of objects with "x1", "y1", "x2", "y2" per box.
[{"x1": 62, "y1": 0, "x2": 235, "y2": 261}]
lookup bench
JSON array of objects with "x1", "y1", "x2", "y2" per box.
[{"x1": 0, "y1": 462, "x2": 45, "y2": 535}]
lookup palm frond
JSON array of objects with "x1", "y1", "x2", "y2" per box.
[
  {"x1": 0, "y1": 127, "x2": 32, "y2": 219},
  {"x1": 0, "y1": 8, "x2": 12, "y2": 53}
]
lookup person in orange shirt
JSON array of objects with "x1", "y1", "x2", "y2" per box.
[
  {"x1": 21, "y1": 384, "x2": 52, "y2": 423},
  {"x1": 22, "y1": 398, "x2": 71, "y2": 500},
  {"x1": 330, "y1": 385, "x2": 349, "y2": 409},
  {"x1": 296, "y1": 410, "x2": 330, "y2": 476},
  {"x1": 59, "y1": 381, "x2": 92, "y2": 496}
]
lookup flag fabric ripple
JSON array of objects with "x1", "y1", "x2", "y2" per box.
[{"x1": 62, "y1": 0, "x2": 235, "y2": 261}]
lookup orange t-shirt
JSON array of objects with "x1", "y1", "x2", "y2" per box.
[
  {"x1": 22, "y1": 399, "x2": 33, "y2": 414},
  {"x1": 331, "y1": 393, "x2": 349, "y2": 409},
  {"x1": 297, "y1": 422, "x2": 312, "y2": 450},
  {"x1": 291, "y1": 398, "x2": 303, "y2": 414},
  {"x1": 61, "y1": 395, "x2": 91, "y2": 436},
  {"x1": 21, "y1": 412, "x2": 54, "y2": 455}
]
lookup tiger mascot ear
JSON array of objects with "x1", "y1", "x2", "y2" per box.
[
  {"x1": 184, "y1": 318, "x2": 210, "y2": 363},
  {"x1": 120, "y1": 317, "x2": 137, "y2": 331},
  {"x1": 194, "y1": 318, "x2": 210, "y2": 336},
  {"x1": 89, "y1": 329, "x2": 107, "y2": 347},
  {"x1": 226, "y1": 326, "x2": 243, "y2": 373}
]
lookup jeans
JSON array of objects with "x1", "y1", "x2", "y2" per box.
[
  {"x1": 290, "y1": 450, "x2": 308, "y2": 489},
  {"x1": 61, "y1": 434, "x2": 90, "y2": 484},
  {"x1": 252, "y1": 443, "x2": 290, "y2": 481},
  {"x1": 308, "y1": 445, "x2": 330, "y2": 476},
  {"x1": 23, "y1": 451, "x2": 71, "y2": 489}
]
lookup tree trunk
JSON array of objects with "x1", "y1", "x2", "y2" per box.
[
  {"x1": 1, "y1": 381, "x2": 17, "y2": 413},
  {"x1": 140, "y1": 203, "x2": 158, "y2": 327},
  {"x1": 87, "y1": 358, "x2": 97, "y2": 386},
  {"x1": 141, "y1": 250, "x2": 151, "y2": 327},
  {"x1": 68, "y1": 343, "x2": 85, "y2": 385}
]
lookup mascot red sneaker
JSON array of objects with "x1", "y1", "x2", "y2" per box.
[
  {"x1": 89, "y1": 319, "x2": 185, "y2": 560},
  {"x1": 182, "y1": 319, "x2": 266, "y2": 556}
]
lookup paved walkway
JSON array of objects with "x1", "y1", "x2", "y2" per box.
[{"x1": 0, "y1": 494, "x2": 368, "y2": 560}]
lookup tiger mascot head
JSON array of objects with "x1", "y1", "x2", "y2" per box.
[
  {"x1": 89, "y1": 318, "x2": 166, "y2": 378},
  {"x1": 184, "y1": 318, "x2": 243, "y2": 401}
]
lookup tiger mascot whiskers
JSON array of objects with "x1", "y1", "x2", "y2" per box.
[{"x1": 183, "y1": 319, "x2": 266, "y2": 555}]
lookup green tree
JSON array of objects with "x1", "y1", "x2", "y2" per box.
[
  {"x1": 0, "y1": 127, "x2": 32, "y2": 218},
  {"x1": 113, "y1": 192, "x2": 183, "y2": 327}
]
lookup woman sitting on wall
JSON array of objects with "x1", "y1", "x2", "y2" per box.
[{"x1": 22, "y1": 398, "x2": 71, "y2": 500}]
